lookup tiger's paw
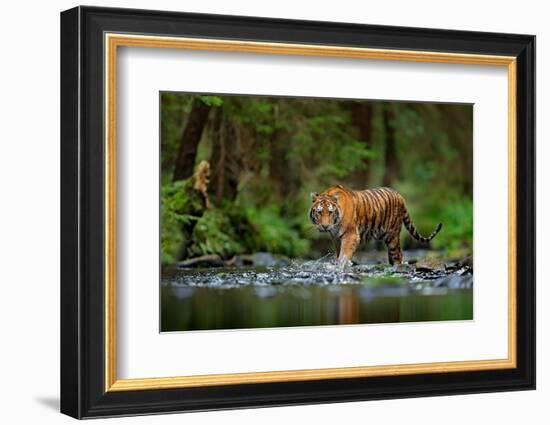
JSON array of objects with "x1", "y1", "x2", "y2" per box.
[{"x1": 337, "y1": 256, "x2": 352, "y2": 269}]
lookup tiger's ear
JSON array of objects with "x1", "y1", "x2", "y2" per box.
[
  {"x1": 310, "y1": 192, "x2": 319, "y2": 201},
  {"x1": 331, "y1": 192, "x2": 340, "y2": 201}
]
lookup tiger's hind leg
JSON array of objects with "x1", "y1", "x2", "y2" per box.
[{"x1": 385, "y1": 234, "x2": 403, "y2": 265}]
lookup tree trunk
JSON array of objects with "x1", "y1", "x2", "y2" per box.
[
  {"x1": 172, "y1": 99, "x2": 211, "y2": 181},
  {"x1": 269, "y1": 130, "x2": 287, "y2": 195},
  {"x1": 220, "y1": 121, "x2": 240, "y2": 203},
  {"x1": 210, "y1": 112, "x2": 240, "y2": 204},
  {"x1": 382, "y1": 105, "x2": 399, "y2": 187},
  {"x1": 349, "y1": 102, "x2": 373, "y2": 187},
  {"x1": 269, "y1": 128, "x2": 300, "y2": 212}
]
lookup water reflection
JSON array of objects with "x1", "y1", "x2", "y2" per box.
[{"x1": 161, "y1": 265, "x2": 473, "y2": 332}]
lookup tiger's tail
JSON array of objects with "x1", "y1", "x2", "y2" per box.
[{"x1": 403, "y1": 209, "x2": 442, "y2": 243}]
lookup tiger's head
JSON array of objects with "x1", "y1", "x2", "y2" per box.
[{"x1": 309, "y1": 191, "x2": 342, "y2": 232}]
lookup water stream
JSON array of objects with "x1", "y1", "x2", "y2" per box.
[{"x1": 161, "y1": 252, "x2": 473, "y2": 332}]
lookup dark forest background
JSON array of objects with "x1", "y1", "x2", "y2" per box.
[{"x1": 160, "y1": 93, "x2": 473, "y2": 265}]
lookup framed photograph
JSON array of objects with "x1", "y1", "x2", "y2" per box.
[{"x1": 60, "y1": 6, "x2": 535, "y2": 419}]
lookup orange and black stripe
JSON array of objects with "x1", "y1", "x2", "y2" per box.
[
  {"x1": 311, "y1": 185, "x2": 442, "y2": 265},
  {"x1": 403, "y1": 210, "x2": 443, "y2": 243}
]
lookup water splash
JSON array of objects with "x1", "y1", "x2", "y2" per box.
[{"x1": 163, "y1": 255, "x2": 472, "y2": 292}]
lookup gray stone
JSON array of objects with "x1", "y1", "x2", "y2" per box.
[
  {"x1": 177, "y1": 254, "x2": 225, "y2": 268},
  {"x1": 394, "y1": 263, "x2": 412, "y2": 273}
]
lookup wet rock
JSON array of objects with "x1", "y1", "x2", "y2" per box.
[
  {"x1": 414, "y1": 270, "x2": 447, "y2": 280},
  {"x1": 353, "y1": 265, "x2": 372, "y2": 273},
  {"x1": 415, "y1": 258, "x2": 445, "y2": 272},
  {"x1": 457, "y1": 266, "x2": 473, "y2": 276},
  {"x1": 168, "y1": 252, "x2": 474, "y2": 291},
  {"x1": 364, "y1": 263, "x2": 392, "y2": 273},
  {"x1": 227, "y1": 255, "x2": 255, "y2": 267},
  {"x1": 444, "y1": 262, "x2": 459, "y2": 272},
  {"x1": 458, "y1": 255, "x2": 473, "y2": 270},
  {"x1": 445, "y1": 255, "x2": 473, "y2": 273},
  {"x1": 394, "y1": 263, "x2": 412, "y2": 273},
  {"x1": 342, "y1": 273, "x2": 361, "y2": 282},
  {"x1": 324, "y1": 275, "x2": 335, "y2": 284},
  {"x1": 177, "y1": 254, "x2": 225, "y2": 268}
]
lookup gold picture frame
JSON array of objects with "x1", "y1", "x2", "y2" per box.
[{"x1": 104, "y1": 33, "x2": 517, "y2": 392}]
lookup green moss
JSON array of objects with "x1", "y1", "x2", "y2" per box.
[
  {"x1": 161, "y1": 179, "x2": 207, "y2": 264},
  {"x1": 188, "y1": 209, "x2": 245, "y2": 258}
]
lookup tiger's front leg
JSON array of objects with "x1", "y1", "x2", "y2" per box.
[
  {"x1": 337, "y1": 230, "x2": 360, "y2": 268},
  {"x1": 330, "y1": 235, "x2": 341, "y2": 259}
]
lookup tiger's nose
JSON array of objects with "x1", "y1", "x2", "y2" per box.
[{"x1": 321, "y1": 225, "x2": 329, "y2": 231}]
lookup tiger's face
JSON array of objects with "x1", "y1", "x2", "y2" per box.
[{"x1": 309, "y1": 192, "x2": 342, "y2": 232}]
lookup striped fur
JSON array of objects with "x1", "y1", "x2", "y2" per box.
[{"x1": 309, "y1": 185, "x2": 442, "y2": 266}]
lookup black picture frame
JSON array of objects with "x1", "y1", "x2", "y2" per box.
[{"x1": 61, "y1": 5, "x2": 535, "y2": 419}]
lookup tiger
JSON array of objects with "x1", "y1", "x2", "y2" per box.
[{"x1": 309, "y1": 185, "x2": 442, "y2": 267}]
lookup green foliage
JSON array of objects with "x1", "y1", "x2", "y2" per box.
[
  {"x1": 198, "y1": 95, "x2": 224, "y2": 107},
  {"x1": 286, "y1": 100, "x2": 374, "y2": 183},
  {"x1": 161, "y1": 211, "x2": 184, "y2": 265},
  {"x1": 160, "y1": 179, "x2": 205, "y2": 264},
  {"x1": 161, "y1": 179, "x2": 202, "y2": 216},
  {"x1": 430, "y1": 197, "x2": 473, "y2": 254},
  {"x1": 160, "y1": 92, "x2": 473, "y2": 264},
  {"x1": 243, "y1": 205, "x2": 310, "y2": 257},
  {"x1": 185, "y1": 204, "x2": 310, "y2": 259},
  {"x1": 188, "y1": 209, "x2": 245, "y2": 258},
  {"x1": 161, "y1": 183, "x2": 310, "y2": 262}
]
